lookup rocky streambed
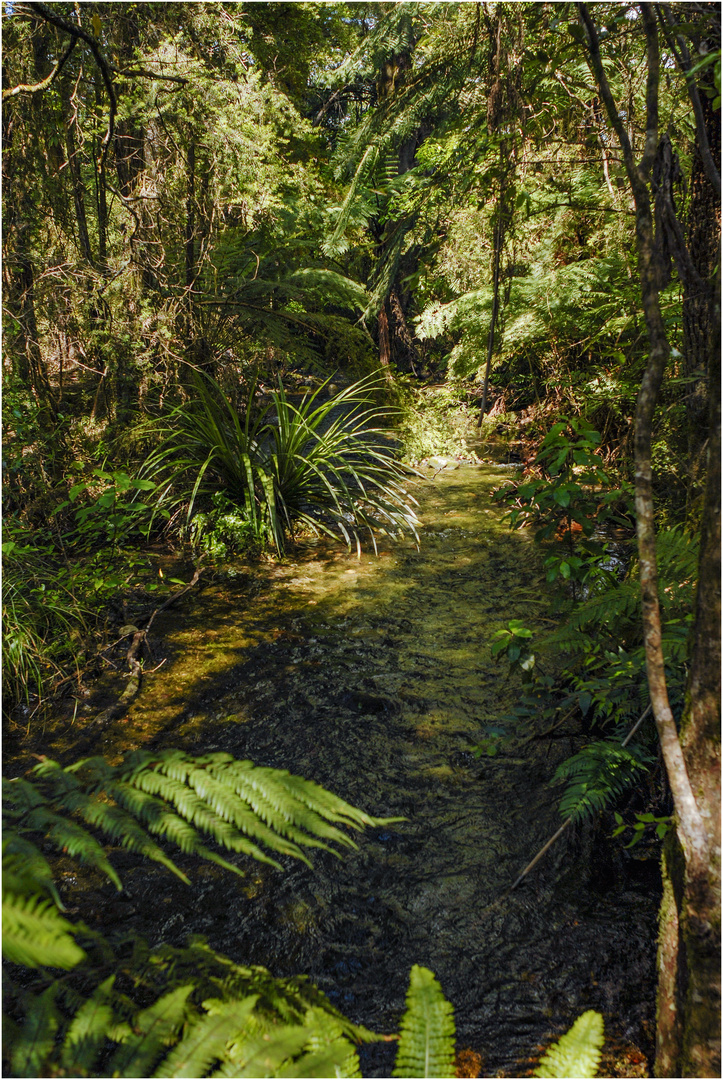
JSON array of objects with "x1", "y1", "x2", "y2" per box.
[{"x1": 20, "y1": 461, "x2": 659, "y2": 1076}]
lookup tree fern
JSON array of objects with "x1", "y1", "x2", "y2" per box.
[
  {"x1": 554, "y1": 741, "x2": 650, "y2": 823},
  {"x1": 534, "y1": 1010, "x2": 605, "y2": 1078},
  {"x1": 392, "y1": 965, "x2": 456, "y2": 1078}
]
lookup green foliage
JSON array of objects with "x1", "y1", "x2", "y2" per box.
[
  {"x1": 392, "y1": 965, "x2": 456, "y2": 1079},
  {"x1": 554, "y1": 741, "x2": 651, "y2": 823},
  {"x1": 2, "y1": 738, "x2": 613, "y2": 1079},
  {"x1": 613, "y1": 811, "x2": 672, "y2": 848},
  {"x1": 3, "y1": 750, "x2": 398, "y2": 903},
  {"x1": 53, "y1": 469, "x2": 159, "y2": 553},
  {"x1": 534, "y1": 1010, "x2": 604, "y2": 1078},
  {"x1": 185, "y1": 492, "x2": 266, "y2": 560},
  {"x1": 143, "y1": 372, "x2": 419, "y2": 554},
  {"x1": 2, "y1": 883, "x2": 86, "y2": 970},
  {"x1": 490, "y1": 619, "x2": 535, "y2": 671},
  {"x1": 7, "y1": 973, "x2": 371, "y2": 1079},
  {"x1": 494, "y1": 420, "x2": 633, "y2": 567},
  {"x1": 3, "y1": 747, "x2": 401, "y2": 996},
  {"x1": 395, "y1": 383, "x2": 478, "y2": 463},
  {"x1": 2, "y1": 525, "x2": 89, "y2": 715},
  {"x1": 2, "y1": 749, "x2": 393, "y2": 1076}
]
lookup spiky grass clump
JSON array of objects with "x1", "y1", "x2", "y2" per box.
[
  {"x1": 2, "y1": 539, "x2": 88, "y2": 717},
  {"x1": 142, "y1": 372, "x2": 419, "y2": 554}
]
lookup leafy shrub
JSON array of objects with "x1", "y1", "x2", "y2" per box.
[
  {"x1": 494, "y1": 418, "x2": 633, "y2": 597},
  {"x1": 52, "y1": 468, "x2": 159, "y2": 552},
  {"x1": 185, "y1": 491, "x2": 268, "y2": 559}
]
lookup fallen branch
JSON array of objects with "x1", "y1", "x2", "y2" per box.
[{"x1": 93, "y1": 568, "x2": 203, "y2": 726}]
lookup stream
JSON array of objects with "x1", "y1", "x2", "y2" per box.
[{"x1": 24, "y1": 461, "x2": 659, "y2": 1076}]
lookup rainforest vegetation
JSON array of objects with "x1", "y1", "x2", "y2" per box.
[{"x1": 2, "y1": 2, "x2": 720, "y2": 1077}]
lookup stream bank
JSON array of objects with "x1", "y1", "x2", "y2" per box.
[{"x1": 12, "y1": 461, "x2": 659, "y2": 1076}]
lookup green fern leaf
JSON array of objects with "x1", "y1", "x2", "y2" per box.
[
  {"x1": 2, "y1": 889, "x2": 86, "y2": 969},
  {"x1": 109, "y1": 985, "x2": 194, "y2": 1078},
  {"x1": 554, "y1": 742, "x2": 649, "y2": 823},
  {"x1": 3, "y1": 834, "x2": 64, "y2": 908},
  {"x1": 60, "y1": 975, "x2": 116, "y2": 1074},
  {"x1": 220, "y1": 1013, "x2": 360, "y2": 1078},
  {"x1": 278, "y1": 1007, "x2": 362, "y2": 1078},
  {"x1": 23, "y1": 805, "x2": 122, "y2": 888},
  {"x1": 154, "y1": 996, "x2": 259, "y2": 1078},
  {"x1": 534, "y1": 1010, "x2": 604, "y2": 1078},
  {"x1": 10, "y1": 983, "x2": 61, "y2": 1078},
  {"x1": 393, "y1": 965, "x2": 456, "y2": 1078}
]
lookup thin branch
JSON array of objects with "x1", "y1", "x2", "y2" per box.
[
  {"x1": 20, "y1": 1, "x2": 116, "y2": 166},
  {"x1": 639, "y1": 4, "x2": 661, "y2": 182},
  {"x1": 509, "y1": 705, "x2": 653, "y2": 892},
  {"x1": 2, "y1": 35, "x2": 76, "y2": 99},
  {"x1": 115, "y1": 66, "x2": 189, "y2": 85}
]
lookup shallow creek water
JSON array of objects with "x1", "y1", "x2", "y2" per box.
[{"x1": 26, "y1": 462, "x2": 659, "y2": 1075}]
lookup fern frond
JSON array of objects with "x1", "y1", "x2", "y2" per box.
[
  {"x1": 565, "y1": 579, "x2": 640, "y2": 634},
  {"x1": 154, "y1": 996, "x2": 259, "y2": 1078},
  {"x1": 22, "y1": 806, "x2": 123, "y2": 888},
  {"x1": 108, "y1": 985, "x2": 194, "y2": 1078},
  {"x1": 9, "y1": 983, "x2": 61, "y2": 1078},
  {"x1": 393, "y1": 965, "x2": 456, "y2": 1078},
  {"x1": 2, "y1": 889, "x2": 86, "y2": 969},
  {"x1": 5, "y1": 751, "x2": 400, "y2": 905},
  {"x1": 60, "y1": 976, "x2": 116, "y2": 1075},
  {"x1": 534, "y1": 1010, "x2": 604, "y2": 1078},
  {"x1": 554, "y1": 741, "x2": 649, "y2": 823},
  {"x1": 216, "y1": 1005, "x2": 361, "y2": 1079},
  {"x1": 3, "y1": 833, "x2": 64, "y2": 908},
  {"x1": 293, "y1": 1007, "x2": 362, "y2": 1078}
]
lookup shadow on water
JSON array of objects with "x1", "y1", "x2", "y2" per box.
[{"x1": 10, "y1": 463, "x2": 660, "y2": 1076}]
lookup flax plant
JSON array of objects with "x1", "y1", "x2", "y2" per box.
[{"x1": 142, "y1": 373, "x2": 419, "y2": 554}]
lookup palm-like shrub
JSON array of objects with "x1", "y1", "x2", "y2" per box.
[{"x1": 143, "y1": 373, "x2": 419, "y2": 554}]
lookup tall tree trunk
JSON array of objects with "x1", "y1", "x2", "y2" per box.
[
  {"x1": 682, "y1": 89, "x2": 721, "y2": 489},
  {"x1": 373, "y1": 40, "x2": 421, "y2": 376},
  {"x1": 578, "y1": 6, "x2": 720, "y2": 1074},
  {"x1": 185, "y1": 137, "x2": 196, "y2": 293},
  {"x1": 63, "y1": 86, "x2": 94, "y2": 267}
]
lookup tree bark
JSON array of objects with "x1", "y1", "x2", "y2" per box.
[
  {"x1": 681, "y1": 88, "x2": 720, "y2": 471},
  {"x1": 577, "y1": 5, "x2": 720, "y2": 1074},
  {"x1": 63, "y1": 85, "x2": 94, "y2": 267}
]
